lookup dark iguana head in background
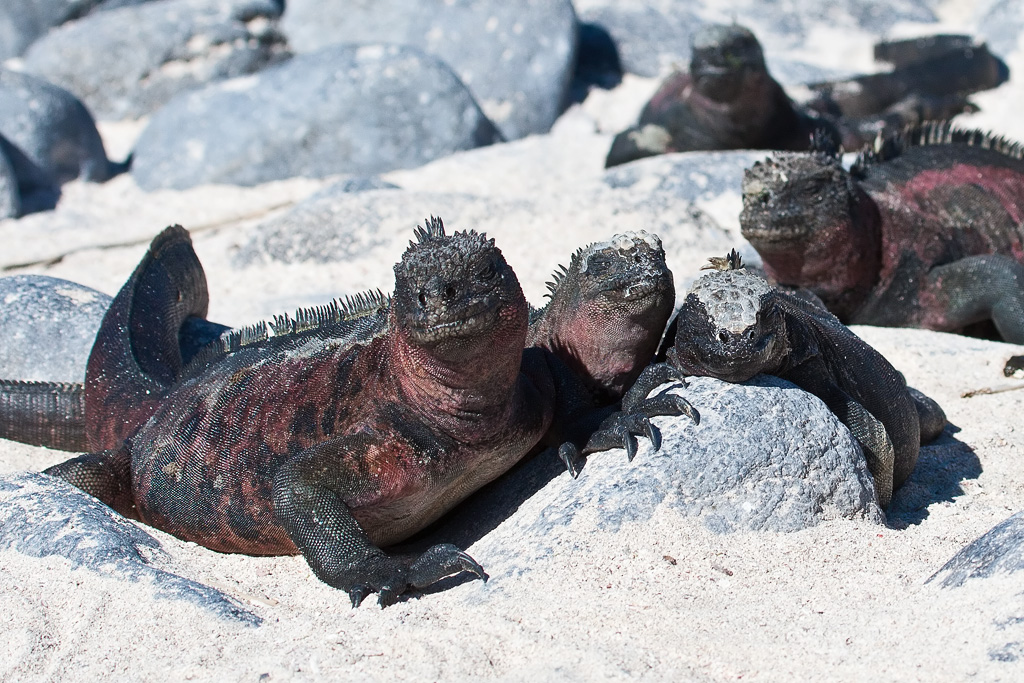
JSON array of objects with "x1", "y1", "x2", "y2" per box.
[
  {"x1": 668, "y1": 251, "x2": 788, "y2": 383},
  {"x1": 739, "y1": 134, "x2": 882, "y2": 319},
  {"x1": 392, "y1": 217, "x2": 527, "y2": 362},
  {"x1": 690, "y1": 24, "x2": 767, "y2": 102},
  {"x1": 529, "y1": 230, "x2": 674, "y2": 401}
]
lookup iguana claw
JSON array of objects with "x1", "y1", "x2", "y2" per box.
[{"x1": 1004, "y1": 355, "x2": 1024, "y2": 378}]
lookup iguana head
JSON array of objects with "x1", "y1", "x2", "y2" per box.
[
  {"x1": 393, "y1": 217, "x2": 526, "y2": 359},
  {"x1": 690, "y1": 24, "x2": 767, "y2": 102},
  {"x1": 739, "y1": 140, "x2": 882, "y2": 319},
  {"x1": 531, "y1": 231, "x2": 674, "y2": 400},
  {"x1": 668, "y1": 255, "x2": 787, "y2": 383}
]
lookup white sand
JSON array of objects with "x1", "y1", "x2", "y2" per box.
[{"x1": 4, "y1": 6, "x2": 1024, "y2": 680}]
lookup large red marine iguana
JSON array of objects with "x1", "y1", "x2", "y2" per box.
[
  {"x1": 0, "y1": 220, "x2": 686, "y2": 606},
  {"x1": 740, "y1": 122, "x2": 1024, "y2": 376},
  {"x1": 622, "y1": 251, "x2": 945, "y2": 509}
]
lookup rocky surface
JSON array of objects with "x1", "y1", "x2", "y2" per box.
[
  {"x1": 21, "y1": 0, "x2": 289, "y2": 121},
  {"x1": 131, "y1": 43, "x2": 501, "y2": 190},
  {"x1": 2, "y1": 0, "x2": 1024, "y2": 680},
  {"x1": 0, "y1": 69, "x2": 119, "y2": 215},
  {"x1": 280, "y1": 0, "x2": 577, "y2": 141},
  {"x1": 0, "y1": 275, "x2": 110, "y2": 383}
]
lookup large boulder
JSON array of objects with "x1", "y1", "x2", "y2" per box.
[
  {"x1": 0, "y1": 276, "x2": 111, "y2": 383},
  {"x1": 0, "y1": 69, "x2": 120, "y2": 214},
  {"x1": 21, "y1": 0, "x2": 289, "y2": 121},
  {"x1": 930, "y1": 511, "x2": 1024, "y2": 588},
  {"x1": 280, "y1": 0, "x2": 577, "y2": 141},
  {"x1": 0, "y1": 471, "x2": 259, "y2": 624},
  {"x1": 130, "y1": 43, "x2": 501, "y2": 190}
]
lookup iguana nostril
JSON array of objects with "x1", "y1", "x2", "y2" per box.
[{"x1": 718, "y1": 330, "x2": 730, "y2": 343}]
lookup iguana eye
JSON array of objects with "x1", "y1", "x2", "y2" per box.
[
  {"x1": 479, "y1": 261, "x2": 497, "y2": 280},
  {"x1": 418, "y1": 291, "x2": 427, "y2": 307}
]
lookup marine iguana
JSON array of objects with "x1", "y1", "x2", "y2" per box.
[
  {"x1": 526, "y1": 230, "x2": 697, "y2": 474},
  {"x1": 625, "y1": 251, "x2": 943, "y2": 509},
  {"x1": 1, "y1": 220, "x2": 686, "y2": 606},
  {"x1": 805, "y1": 35, "x2": 1008, "y2": 149},
  {"x1": 740, "y1": 122, "x2": 1024, "y2": 376},
  {"x1": 605, "y1": 23, "x2": 830, "y2": 168}
]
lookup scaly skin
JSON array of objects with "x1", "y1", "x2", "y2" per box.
[
  {"x1": 628, "y1": 252, "x2": 937, "y2": 509},
  {"x1": 8, "y1": 220, "x2": 681, "y2": 606},
  {"x1": 605, "y1": 23, "x2": 830, "y2": 168},
  {"x1": 527, "y1": 231, "x2": 696, "y2": 473},
  {"x1": 741, "y1": 122, "x2": 1024, "y2": 376},
  {"x1": 42, "y1": 220, "x2": 559, "y2": 606}
]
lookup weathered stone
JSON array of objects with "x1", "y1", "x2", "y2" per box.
[
  {"x1": 0, "y1": 69, "x2": 119, "y2": 213},
  {"x1": 442, "y1": 375, "x2": 881, "y2": 577},
  {"x1": 977, "y1": 0, "x2": 1024, "y2": 57},
  {"x1": 0, "y1": 0, "x2": 109, "y2": 60},
  {"x1": 280, "y1": 0, "x2": 577, "y2": 141},
  {"x1": 0, "y1": 145, "x2": 19, "y2": 219},
  {"x1": 131, "y1": 43, "x2": 500, "y2": 190},
  {"x1": 0, "y1": 471, "x2": 259, "y2": 624},
  {"x1": 0, "y1": 276, "x2": 110, "y2": 383},
  {"x1": 930, "y1": 511, "x2": 1024, "y2": 588},
  {"x1": 21, "y1": 0, "x2": 289, "y2": 121}
]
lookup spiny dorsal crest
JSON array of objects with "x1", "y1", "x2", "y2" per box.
[
  {"x1": 702, "y1": 248, "x2": 743, "y2": 272},
  {"x1": 809, "y1": 127, "x2": 841, "y2": 159},
  {"x1": 268, "y1": 289, "x2": 390, "y2": 336},
  {"x1": 855, "y1": 121, "x2": 1024, "y2": 171},
  {"x1": 412, "y1": 215, "x2": 446, "y2": 246}
]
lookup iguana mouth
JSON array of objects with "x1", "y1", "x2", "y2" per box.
[
  {"x1": 408, "y1": 296, "x2": 503, "y2": 343},
  {"x1": 741, "y1": 220, "x2": 813, "y2": 244}
]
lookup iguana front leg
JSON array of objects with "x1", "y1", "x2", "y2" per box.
[
  {"x1": 783, "y1": 360, "x2": 896, "y2": 508},
  {"x1": 927, "y1": 254, "x2": 1024, "y2": 376},
  {"x1": 273, "y1": 435, "x2": 486, "y2": 607},
  {"x1": 557, "y1": 363, "x2": 699, "y2": 477},
  {"x1": 44, "y1": 444, "x2": 137, "y2": 519}
]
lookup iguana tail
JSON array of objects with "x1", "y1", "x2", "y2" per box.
[{"x1": 0, "y1": 379, "x2": 87, "y2": 451}]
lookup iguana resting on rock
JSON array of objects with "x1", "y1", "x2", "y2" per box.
[
  {"x1": 625, "y1": 251, "x2": 946, "y2": 508},
  {"x1": 0, "y1": 221, "x2": 686, "y2": 606},
  {"x1": 805, "y1": 35, "x2": 1008, "y2": 150},
  {"x1": 604, "y1": 23, "x2": 832, "y2": 168},
  {"x1": 741, "y1": 122, "x2": 1024, "y2": 376}
]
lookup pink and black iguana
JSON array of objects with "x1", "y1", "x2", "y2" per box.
[
  {"x1": 0, "y1": 220, "x2": 687, "y2": 606},
  {"x1": 741, "y1": 123, "x2": 1024, "y2": 376}
]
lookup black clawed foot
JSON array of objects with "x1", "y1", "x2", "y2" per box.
[
  {"x1": 622, "y1": 363, "x2": 687, "y2": 412},
  {"x1": 558, "y1": 442, "x2": 584, "y2": 478},
  {"x1": 1005, "y1": 355, "x2": 1024, "y2": 378},
  {"x1": 584, "y1": 412, "x2": 658, "y2": 460},
  {"x1": 348, "y1": 584, "x2": 373, "y2": 609},
  {"x1": 408, "y1": 543, "x2": 487, "y2": 591},
  {"x1": 635, "y1": 393, "x2": 699, "y2": 425}
]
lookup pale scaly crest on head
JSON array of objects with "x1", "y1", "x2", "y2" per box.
[
  {"x1": 690, "y1": 257, "x2": 772, "y2": 334},
  {"x1": 544, "y1": 231, "x2": 665, "y2": 299}
]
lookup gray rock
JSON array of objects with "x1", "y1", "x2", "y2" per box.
[
  {"x1": 575, "y1": 0, "x2": 936, "y2": 81},
  {"x1": 21, "y1": 0, "x2": 289, "y2": 121},
  {"x1": 0, "y1": 69, "x2": 119, "y2": 213},
  {"x1": 131, "y1": 43, "x2": 500, "y2": 190},
  {"x1": 977, "y1": 0, "x2": 1024, "y2": 57},
  {"x1": 929, "y1": 511, "x2": 1024, "y2": 588},
  {"x1": 603, "y1": 150, "x2": 769, "y2": 201},
  {"x1": 0, "y1": 275, "x2": 111, "y2": 383},
  {"x1": 280, "y1": 0, "x2": 577, "y2": 141},
  {"x1": 0, "y1": 471, "x2": 259, "y2": 624},
  {"x1": 455, "y1": 375, "x2": 881, "y2": 577},
  {"x1": 0, "y1": 0, "x2": 107, "y2": 60},
  {"x1": 0, "y1": 144, "x2": 19, "y2": 219}
]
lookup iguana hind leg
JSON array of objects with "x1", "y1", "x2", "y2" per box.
[
  {"x1": 44, "y1": 444, "x2": 137, "y2": 519},
  {"x1": 273, "y1": 435, "x2": 486, "y2": 608}
]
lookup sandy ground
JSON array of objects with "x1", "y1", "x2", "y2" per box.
[{"x1": 4, "y1": 4, "x2": 1024, "y2": 681}]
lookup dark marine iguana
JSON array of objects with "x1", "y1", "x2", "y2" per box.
[
  {"x1": 526, "y1": 230, "x2": 696, "y2": 474},
  {"x1": 605, "y1": 23, "x2": 831, "y2": 168},
  {"x1": 624, "y1": 251, "x2": 945, "y2": 509},
  {"x1": 0, "y1": 220, "x2": 686, "y2": 606},
  {"x1": 740, "y1": 122, "x2": 1024, "y2": 376}
]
